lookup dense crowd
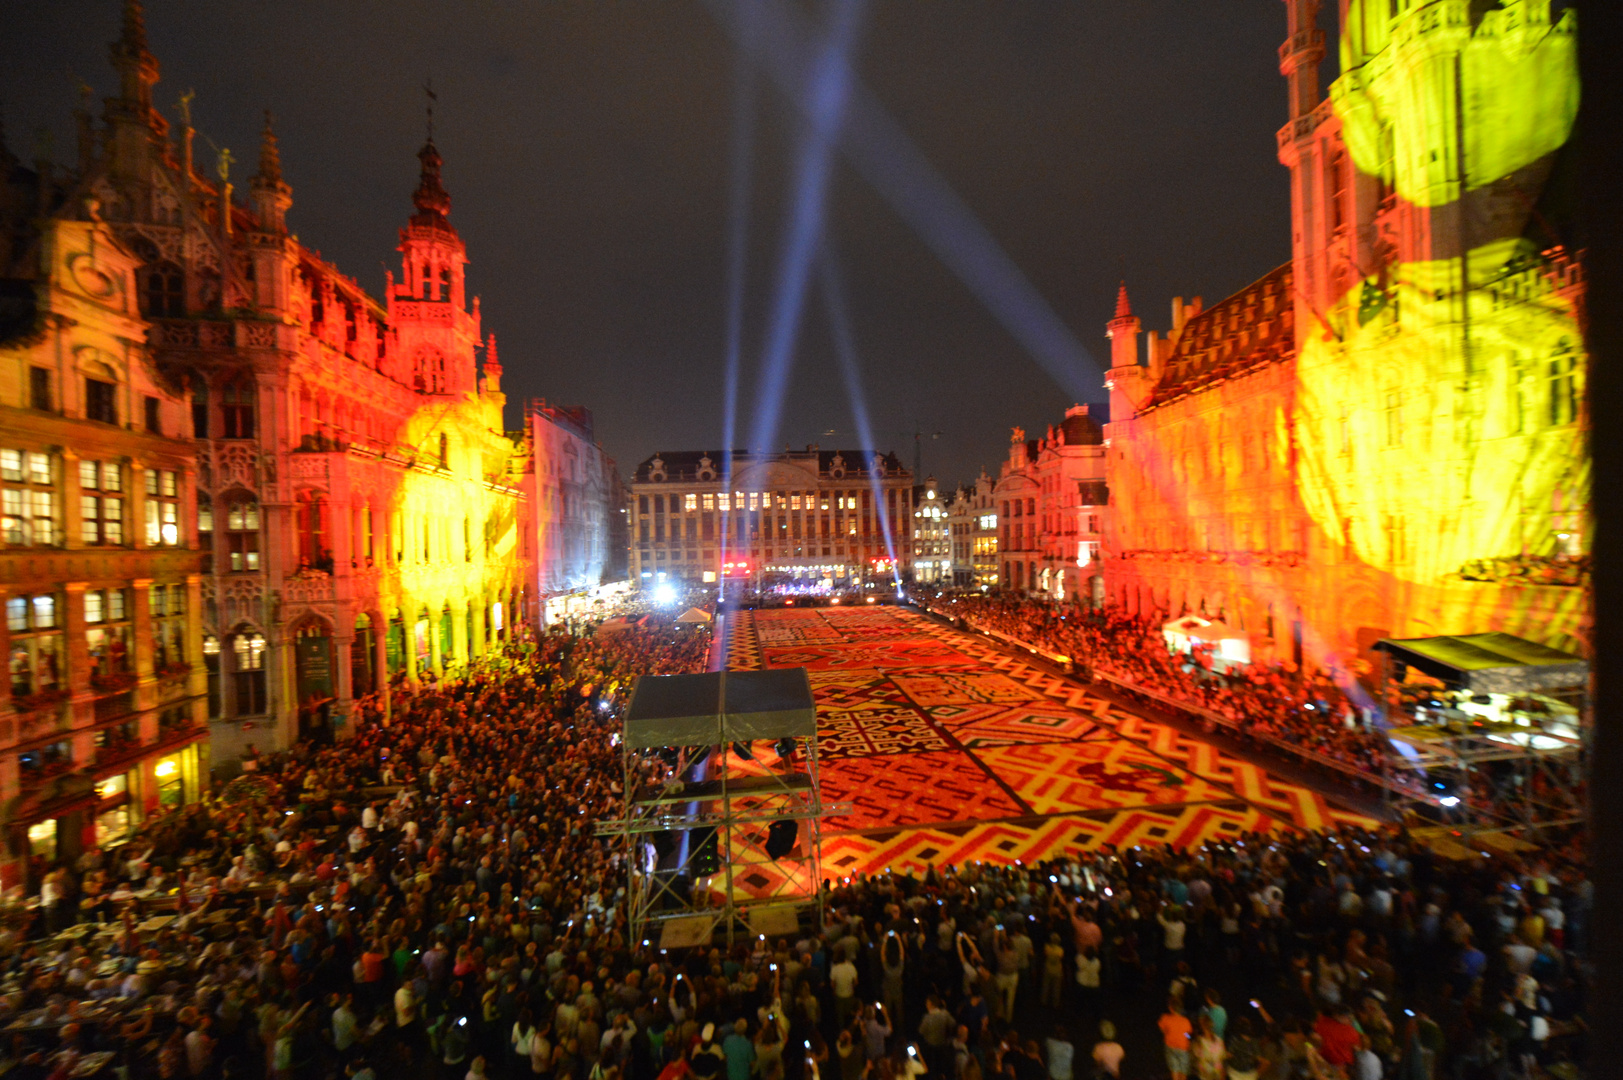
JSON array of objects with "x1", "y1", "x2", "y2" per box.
[
  {"x1": 924, "y1": 595, "x2": 1542, "y2": 811},
  {"x1": 0, "y1": 603, "x2": 1591, "y2": 1080}
]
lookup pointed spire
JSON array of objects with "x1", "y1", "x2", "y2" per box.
[
  {"x1": 105, "y1": 0, "x2": 166, "y2": 149},
  {"x1": 121, "y1": 0, "x2": 150, "y2": 56},
  {"x1": 256, "y1": 110, "x2": 282, "y2": 184},
  {"x1": 1114, "y1": 281, "x2": 1132, "y2": 320},
  {"x1": 250, "y1": 109, "x2": 292, "y2": 233},
  {"x1": 409, "y1": 138, "x2": 454, "y2": 231},
  {"x1": 485, "y1": 333, "x2": 500, "y2": 371}
]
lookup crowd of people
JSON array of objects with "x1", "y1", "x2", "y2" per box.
[
  {"x1": 0, "y1": 600, "x2": 1592, "y2": 1080},
  {"x1": 920, "y1": 594, "x2": 1576, "y2": 818}
]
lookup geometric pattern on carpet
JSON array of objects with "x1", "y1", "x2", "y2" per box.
[
  {"x1": 890, "y1": 669, "x2": 1041, "y2": 707},
  {"x1": 938, "y1": 704, "x2": 1105, "y2": 748},
  {"x1": 762, "y1": 640, "x2": 976, "y2": 671},
  {"x1": 754, "y1": 620, "x2": 847, "y2": 645},
  {"x1": 971, "y1": 740, "x2": 1230, "y2": 815},
  {"x1": 806, "y1": 669, "x2": 911, "y2": 711},
  {"x1": 817, "y1": 706, "x2": 950, "y2": 759},
  {"x1": 818, "y1": 803, "x2": 1285, "y2": 878},
  {"x1": 817, "y1": 749, "x2": 1023, "y2": 830},
  {"x1": 732, "y1": 608, "x2": 1382, "y2": 848}
]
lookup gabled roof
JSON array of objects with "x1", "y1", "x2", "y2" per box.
[{"x1": 1149, "y1": 263, "x2": 1294, "y2": 408}]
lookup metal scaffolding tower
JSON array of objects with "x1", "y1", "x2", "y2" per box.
[{"x1": 598, "y1": 669, "x2": 834, "y2": 948}]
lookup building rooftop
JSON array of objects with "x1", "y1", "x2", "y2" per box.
[{"x1": 1148, "y1": 262, "x2": 1295, "y2": 408}]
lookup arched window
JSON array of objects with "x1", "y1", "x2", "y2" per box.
[
  {"x1": 222, "y1": 379, "x2": 256, "y2": 439},
  {"x1": 438, "y1": 266, "x2": 452, "y2": 301},
  {"x1": 142, "y1": 263, "x2": 185, "y2": 318},
  {"x1": 420, "y1": 262, "x2": 431, "y2": 300}
]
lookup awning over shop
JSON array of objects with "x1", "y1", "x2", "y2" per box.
[
  {"x1": 1373, "y1": 633, "x2": 1588, "y2": 694},
  {"x1": 623, "y1": 669, "x2": 816, "y2": 748}
]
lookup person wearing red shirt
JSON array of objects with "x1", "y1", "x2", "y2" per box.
[{"x1": 1314, "y1": 1007, "x2": 1362, "y2": 1069}]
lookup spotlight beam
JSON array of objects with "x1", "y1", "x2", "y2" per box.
[
  {"x1": 719, "y1": 2, "x2": 761, "y2": 601},
  {"x1": 706, "y1": 0, "x2": 1102, "y2": 403},
  {"x1": 819, "y1": 243, "x2": 902, "y2": 584},
  {"x1": 743, "y1": 0, "x2": 867, "y2": 456}
]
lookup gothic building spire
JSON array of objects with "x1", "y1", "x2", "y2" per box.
[
  {"x1": 256, "y1": 110, "x2": 282, "y2": 185},
  {"x1": 1114, "y1": 281, "x2": 1132, "y2": 319},
  {"x1": 107, "y1": 0, "x2": 164, "y2": 129},
  {"x1": 410, "y1": 138, "x2": 454, "y2": 233},
  {"x1": 250, "y1": 109, "x2": 292, "y2": 232}
]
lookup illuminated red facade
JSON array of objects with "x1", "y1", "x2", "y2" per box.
[{"x1": 4, "y1": 1, "x2": 536, "y2": 789}]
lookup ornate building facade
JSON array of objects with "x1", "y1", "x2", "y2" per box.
[
  {"x1": 5, "y1": 3, "x2": 534, "y2": 785},
  {"x1": 524, "y1": 399, "x2": 628, "y2": 619},
  {"x1": 1104, "y1": 0, "x2": 1585, "y2": 671},
  {"x1": 0, "y1": 197, "x2": 207, "y2": 888},
  {"x1": 629, "y1": 449, "x2": 912, "y2": 587},
  {"x1": 993, "y1": 404, "x2": 1108, "y2": 603},
  {"x1": 910, "y1": 478, "x2": 949, "y2": 585},
  {"x1": 947, "y1": 472, "x2": 1000, "y2": 589}
]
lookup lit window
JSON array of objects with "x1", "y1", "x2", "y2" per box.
[
  {"x1": 702, "y1": 493, "x2": 715, "y2": 511},
  {"x1": 684, "y1": 493, "x2": 697, "y2": 511},
  {"x1": 143, "y1": 468, "x2": 180, "y2": 546},
  {"x1": 718, "y1": 494, "x2": 730, "y2": 512},
  {"x1": 3, "y1": 449, "x2": 59, "y2": 546}
]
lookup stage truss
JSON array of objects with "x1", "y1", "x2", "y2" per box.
[{"x1": 596, "y1": 670, "x2": 840, "y2": 947}]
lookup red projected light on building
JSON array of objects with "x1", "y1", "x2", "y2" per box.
[{"x1": 722, "y1": 561, "x2": 752, "y2": 578}]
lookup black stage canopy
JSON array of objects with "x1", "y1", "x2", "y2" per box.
[
  {"x1": 623, "y1": 669, "x2": 816, "y2": 748},
  {"x1": 1374, "y1": 632, "x2": 1588, "y2": 694}
]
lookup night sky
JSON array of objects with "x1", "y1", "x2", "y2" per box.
[{"x1": 3, "y1": 2, "x2": 1334, "y2": 489}]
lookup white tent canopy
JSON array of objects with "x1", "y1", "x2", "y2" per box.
[
  {"x1": 675, "y1": 607, "x2": 713, "y2": 624},
  {"x1": 1162, "y1": 615, "x2": 1251, "y2": 666}
]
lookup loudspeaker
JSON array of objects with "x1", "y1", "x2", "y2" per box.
[
  {"x1": 689, "y1": 826, "x2": 721, "y2": 876},
  {"x1": 765, "y1": 819, "x2": 799, "y2": 860}
]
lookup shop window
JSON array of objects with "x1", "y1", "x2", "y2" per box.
[
  {"x1": 94, "y1": 772, "x2": 134, "y2": 846},
  {"x1": 144, "y1": 468, "x2": 180, "y2": 546},
  {"x1": 27, "y1": 820, "x2": 57, "y2": 861},
  {"x1": 2, "y1": 449, "x2": 58, "y2": 546},
  {"x1": 232, "y1": 632, "x2": 267, "y2": 715},
  {"x1": 155, "y1": 753, "x2": 185, "y2": 809},
  {"x1": 7, "y1": 593, "x2": 62, "y2": 699},
  {"x1": 226, "y1": 499, "x2": 261, "y2": 571}
]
